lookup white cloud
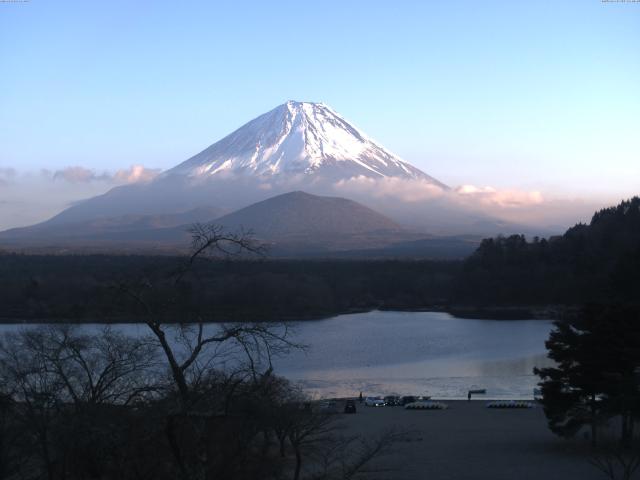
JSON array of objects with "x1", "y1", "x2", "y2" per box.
[
  {"x1": 454, "y1": 184, "x2": 545, "y2": 208},
  {"x1": 0, "y1": 165, "x2": 162, "y2": 230},
  {"x1": 332, "y1": 176, "x2": 544, "y2": 208},
  {"x1": 0, "y1": 167, "x2": 606, "y2": 233},
  {"x1": 113, "y1": 165, "x2": 161, "y2": 184},
  {"x1": 48, "y1": 165, "x2": 160, "y2": 184},
  {"x1": 333, "y1": 176, "x2": 446, "y2": 202},
  {"x1": 52, "y1": 166, "x2": 109, "y2": 183},
  {"x1": 328, "y1": 176, "x2": 599, "y2": 230}
]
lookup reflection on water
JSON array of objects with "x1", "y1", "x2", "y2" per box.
[
  {"x1": 0, "y1": 310, "x2": 555, "y2": 400},
  {"x1": 475, "y1": 353, "x2": 552, "y2": 377},
  {"x1": 272, "y1": 311, "x2": 555, "y2": 399}
]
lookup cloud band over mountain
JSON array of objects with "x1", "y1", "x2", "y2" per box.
[
  {"x1": 0, "y1": 165, "x2": 160, "y2": 230},
  {"x1": 46, "y1": 165, "x2": 160, "y2": 184}
]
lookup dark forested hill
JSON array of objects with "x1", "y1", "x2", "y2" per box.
[
  {"x1": 454, "y1": 197, "x2": 640, "y2": 306},
  {"x1": 215, "y1": 191, "x2": 402, "y2": 238}
]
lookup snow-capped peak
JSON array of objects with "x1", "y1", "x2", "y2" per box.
[{"x1": 168, "y1": 101, "x2": 446, "y2": 186}]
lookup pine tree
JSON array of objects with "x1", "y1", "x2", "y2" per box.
[{"x1": 534, "y1": 305, "x2": 640, "y2": 446}]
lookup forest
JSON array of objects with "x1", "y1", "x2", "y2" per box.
[
  {"x1": 456, "y1": 197, "x2": 640, "y2": 307},
  {"x1": 0, "y1": 255, "x2": 458, "y2": 323}
]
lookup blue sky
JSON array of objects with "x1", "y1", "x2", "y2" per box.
[{"x1": 1, "y1": 0, "x2": 639, "y2": 200}]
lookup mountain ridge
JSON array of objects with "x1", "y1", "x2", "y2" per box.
[{"x1": 0, "y1": 191, "x2": 437, "y2": 255}]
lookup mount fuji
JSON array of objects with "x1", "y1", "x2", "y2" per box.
[
  {"x1": 0, "y1": 101, "x2": 533, "y2": 254},
  {"x1": 22, "y1": 101, "x2": 447, "y2": 227},
  {"x1": 167, "y1": 100, "x2": 446, "y2": 185}
]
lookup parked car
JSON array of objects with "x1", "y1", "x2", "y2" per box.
[
  {"x1": 384, "y1": 395, "x2": 401, "y2": 406},
  {"x1": 344, "y1": 399, "x2": 357, "y2": 414},
  {"x1": 400, "y1": 396, "x2": 417, "y2": 406},
  {"x1": 364, "y1": 396, "x2": 385, "y2": 407}
]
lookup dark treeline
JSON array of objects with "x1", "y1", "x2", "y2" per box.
[
  {"x1": 455, "y1": 197, "x2": 640, "y2": 307},
  {"x1": 0, "y1": 255, "x2": 459, "y2": 322}
]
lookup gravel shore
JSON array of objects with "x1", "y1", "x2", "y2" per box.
[{"x1": 335, "y1": 400, "x2": 602, "y2": 480}]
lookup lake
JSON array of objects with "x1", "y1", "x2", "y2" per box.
[
  {"x1": 275, "y1": 311, "x2": 554, "y2": 399},
  {"x1": 0, "y1": 311, "x2": 555, "y2": 400}
]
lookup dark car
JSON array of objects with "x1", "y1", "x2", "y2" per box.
[
  {"x1": 344, "y1": 399, "x2": 357, "y2": 414},
  {"x1": 384, "y1": 395, "x2": 401, "y2": 406},
  {"x1": 400, "y1": 395, "x2": 417, "y2": 406},
  {"x1": 319, "y1": 400, "x2": 339, "y2": 414}
]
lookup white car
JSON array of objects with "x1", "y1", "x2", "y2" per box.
[{"x1": 364, "y1": 396, "x2": 385, "y2": 407}]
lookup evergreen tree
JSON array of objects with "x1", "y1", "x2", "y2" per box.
[{"x1": 535, "y1": 305, "x2": 640, "y2": 446}]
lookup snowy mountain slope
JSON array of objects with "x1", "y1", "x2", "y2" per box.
[{"x1": 167, "y1": 101, "x2": 447, "y2": 186}]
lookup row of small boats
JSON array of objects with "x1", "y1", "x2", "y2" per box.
[{"x1": 403, "y1": 400, "x2": 535, "y2": 410}]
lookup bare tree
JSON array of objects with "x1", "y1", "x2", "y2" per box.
[
  {"x1": 313, "y1": 428, "x2": 407, "y2": 480},
  {"x1": 17, "y1": 325, "x2": 159, "y2": 407},
  {"x1": 283, "y1": 404, "x2": 406, "y2": 480},
  {"x1": 590, "y1": 448, "x2": 640, "y2": 480},
  {"x1": 0, "y1": 392, "x2": 28, "y2": 480},
  {"x1": 286, "y1": 406, "x2": 337, "y2": 480},
  {"x1": 0, "y1": 325, "x2": 160, "y2": 480},
  {"x1": 0, "y1": 327, "x2": 72, "y2": 480},
  {"x1": 120, "y1": 223, "x2": 296, "y2": 409},
  {"x1": 117, "y1": 223, "x2": 303, "y2": 480}
]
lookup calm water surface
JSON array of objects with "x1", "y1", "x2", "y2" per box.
[
  {"x1": 275, "y1": 311, "x2": 554, "y2": 399},
  {"x1": 0, "y1": 311, "x2": 554, "y2": 400}
]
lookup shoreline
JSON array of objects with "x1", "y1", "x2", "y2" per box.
[
  {"x1": 0, "y1": 304, "x2": 571, "y2": 325},
  {"x1": 317, "y1": 397, "x2": 539, "y2": 403}
]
